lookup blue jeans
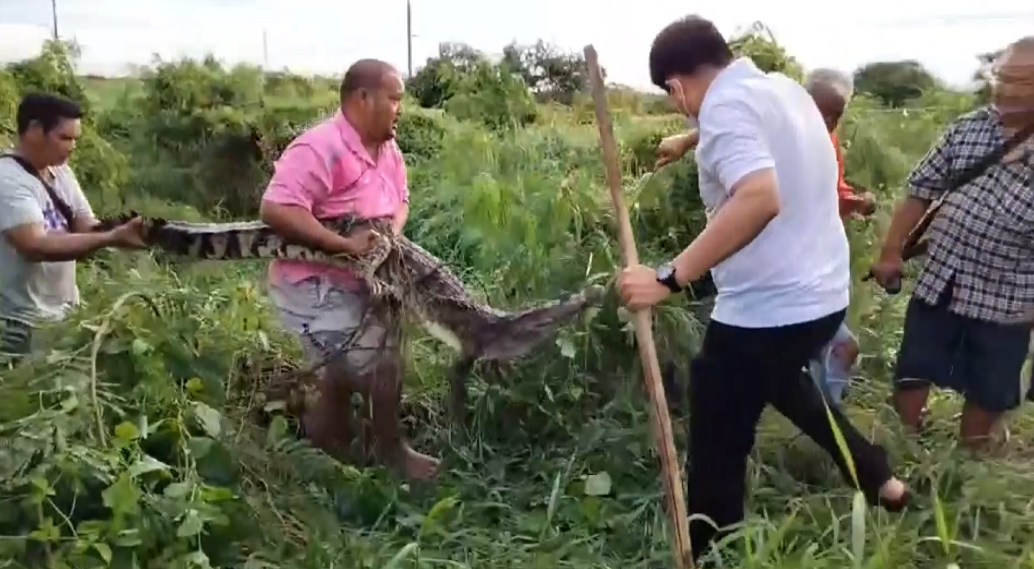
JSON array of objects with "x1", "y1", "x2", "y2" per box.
[{"x1": 809, "y1": 323, "x2": 856, "y2": 405}]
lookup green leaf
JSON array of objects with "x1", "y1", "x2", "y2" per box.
[
  {"x1": 113, "y1": 528, "x2": 143, "y2": 547},
  {"x1": 59, "y1": 392, "x2": 79, "y2": 412},
  {"x1": 93, "y1": 542, "x2": 112, "y2": 564},
  {"x1": 30, "y1": 476, "x2": 55, "y2": 499},
  {"x1": 178, "y1": 549, "x2": 212, "y2": 569},
  {"x1": 177, "y1": 510, "x2": 204, "y2": 538},
  {"x1": 102, "y1": 473, "x2": 142, "y2": 516},
  {"x1": 266, "y1": 415, "x2": 289, "y2": 448},
  {"x1": 384, "y1": 543, "x2": 419, "y2": 569},
  {"x1": 262, "y1": 400, "x2": 286, "y2": 413},
  {"x1": 114, "y1": 421, "x2": 140, "y2": 442},
  {"x1": 131, "y1": 338, "x2": 151, "y2": 355},
  {"x1": 583, "y1": 471, "x2": 612, "y2": 497},
  {"x1": 192, "y1": 402, "x2": 222, "y2": 437},
  {"x1": 28, "y1": 517, "x2": 60, "y2": 542},
  {"x1": 128, "y1": 455, "x2": 170, "y2": 477},
  {"x1": 556, "y1": 337, "x2": 576, "y2": 359},
  {"x1": 185, "y1": 377, "x2": 204, "y2": 393},
  {"x1": 420, "y1": 496, "x2": 459, "y2": 538},
  {"x1": 187, "y1": 436, "x2": 214, "y2": 458},
  {"x1": 76, "y1": 520, "x2": 108, "y2": 536},
  {"x1": 164, "y1": 481, "x2": 192, "y2": 499},
  {"x1": 199, "y1": 485, "x2": 235, "y2": 503}
]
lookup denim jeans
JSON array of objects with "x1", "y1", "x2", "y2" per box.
[{"x1": 808, "y1": 322, "x2": 857, "y2": 405}]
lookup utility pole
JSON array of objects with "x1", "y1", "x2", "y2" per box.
[
  {"x1": 51, "y1": 0, "x2": 59, "y2": 40},
  {"x1": 262, "y1": 29, "x2": 269, "y2": 68},
  {"x1": 406, "y1": 0, "x2": 413, "y2": 77}
]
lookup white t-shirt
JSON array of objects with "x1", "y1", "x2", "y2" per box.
[
  {"x1": 694, "y1": 58, "x2": 850, "y2": 328},
  {"x1": 0, "y1": 155, "x2": 94, "y2": 324}
]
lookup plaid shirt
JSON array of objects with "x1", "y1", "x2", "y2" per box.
[{"x1": 909, "y1": 106, "x2": 1034, "y2": 324}]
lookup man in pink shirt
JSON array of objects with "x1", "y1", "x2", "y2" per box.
[{"x1": 260, "y1": 59, "x2": 439, "y2": 480}]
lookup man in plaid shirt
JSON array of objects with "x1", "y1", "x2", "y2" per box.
[{"x1": 871, "y1": 37, "x2": 1034, "y2": 449}]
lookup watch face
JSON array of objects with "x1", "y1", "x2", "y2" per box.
[{"x1": 656, "y1": 263, "x2": 681, "y2": 292}]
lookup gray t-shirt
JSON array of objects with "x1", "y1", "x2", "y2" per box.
[{"x1": 0, "y1": 156, "x2": 94, "y2": 325}]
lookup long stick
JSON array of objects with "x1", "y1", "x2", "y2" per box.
[{"x1": 583, "y1": 45, "x2": 693, "y2": 569}]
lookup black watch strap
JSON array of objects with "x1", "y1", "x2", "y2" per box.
[{"x1": 657, "y1": 263, "x2": 682, "y2": 293}]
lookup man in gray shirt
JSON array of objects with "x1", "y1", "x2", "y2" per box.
[{"x1": 1, "y1": 93, "x2": 145, "y2": 359}]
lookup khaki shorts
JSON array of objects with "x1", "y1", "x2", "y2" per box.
[{"x1": 268, "y1": 276, "x2": 397, "y2": 377}]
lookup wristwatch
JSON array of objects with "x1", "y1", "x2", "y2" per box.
[{"x1": 656, "y1": 263, "x2": 682, "y2": 293}]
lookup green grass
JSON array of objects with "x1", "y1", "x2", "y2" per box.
[{"x1": 2, "y1": 43, "x2": 1033, "y2": 569}]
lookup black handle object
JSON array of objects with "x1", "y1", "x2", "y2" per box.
[
  {"x1": 862, "y1": 270, "x2": 902, "y2": 295},
  {"x1": 685, "y1": 272, "x2": 717, "y2": 301}
]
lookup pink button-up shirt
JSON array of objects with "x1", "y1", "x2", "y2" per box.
[{"x1": 261, "y1": 110, "x2": 409, "y2": 288}]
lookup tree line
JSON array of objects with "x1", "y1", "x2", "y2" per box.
[{"x1": 406, "y1": 24, "x2": 1004, "y2": 115}]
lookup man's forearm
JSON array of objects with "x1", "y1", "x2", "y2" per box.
[
  {"x1": 71, "y1": 215, "x2": 101, "y2": 234},
  {"x1": 259, "y1": 201, "x2": 354, "y2": 254},
  {"x1": 839, "y1": 193, "x2": 866, "y2": 216},
  {"x1": 879, "y1": 196, "x2": 929, "y2": 259},
  {"x1": 671, "y1": 185, "x2": 779, "y2": 287},
  {"x1": 678, "y1": 130, "x2": 699, "y2": 154},
  {"x1": 392, "y1": 203, "x2": 409, "y2": 235},
  {"x1": 18, "y1": 232, "x2": 116, "y2": 262}
]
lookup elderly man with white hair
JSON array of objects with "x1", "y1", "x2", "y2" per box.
[
  {"x1": 803, "y1": 67, "x2": 877, "y2": 406},
  {"x1": 804, "y1": 68, "x2": 876, "y2": 218}
]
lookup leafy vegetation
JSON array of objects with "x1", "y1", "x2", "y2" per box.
[{"x1": 1, "y1": 31, "x2": 1032, "y2": 569}]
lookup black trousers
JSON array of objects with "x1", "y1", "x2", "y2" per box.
[{"x1": 686, "y1": 309, "x2": 893, "y2": 562}]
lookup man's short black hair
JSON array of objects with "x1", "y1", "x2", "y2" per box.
[
  {"x1": 16, "y1": 93, "x2": 83, "y2": 136},
  {"x1": 339, "y1": 59, "x2": 397, "y2": 102},
  {"x1": 649, "y1": 15, "x2": 734, "y2": 91}
]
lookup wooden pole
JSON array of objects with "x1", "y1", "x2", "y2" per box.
[{"x1": 583, "y1": 45, "x2": 693, "y2": 569}]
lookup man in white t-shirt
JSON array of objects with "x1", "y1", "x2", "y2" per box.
[
  {"x1": 616, "y1": 15, "x2": 910, "y2": 563},
  {"x1": 1, "y1": 93, "x2": 145, "y2": 360}
]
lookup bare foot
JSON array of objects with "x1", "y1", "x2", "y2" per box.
[
  {"x1": 879, "y1": 478, "x2": 906, "y2": 501},
  {"x1": 876, "y1": 477, "x2": 910, "y2": 512},
  {"x1": 400, "y1": 444, "x2": 440, "y2": 481}
]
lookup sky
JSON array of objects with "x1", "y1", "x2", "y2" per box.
[{"x1": 0, "y1": 0, "x2": 1032, "y2": 92}]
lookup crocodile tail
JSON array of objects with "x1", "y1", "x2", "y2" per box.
[{"x1": 472, "y1": 284, "x2": 606, "y2": 362}]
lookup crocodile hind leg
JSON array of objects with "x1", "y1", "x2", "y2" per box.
[
  {"x1": 447, "y1": 355, "x2": 476, "y2": 431},
  {"x1": 423, "y1": 284, "x2": 607, "y2": 364}
]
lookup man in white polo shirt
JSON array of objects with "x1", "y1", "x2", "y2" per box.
[{"x1": 616, "y1": 15, "x2": 910, "y2": 563}]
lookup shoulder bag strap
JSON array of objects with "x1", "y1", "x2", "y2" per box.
[{"x1": 0, "y1": 153, "x2": 76, "y2": 229}]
